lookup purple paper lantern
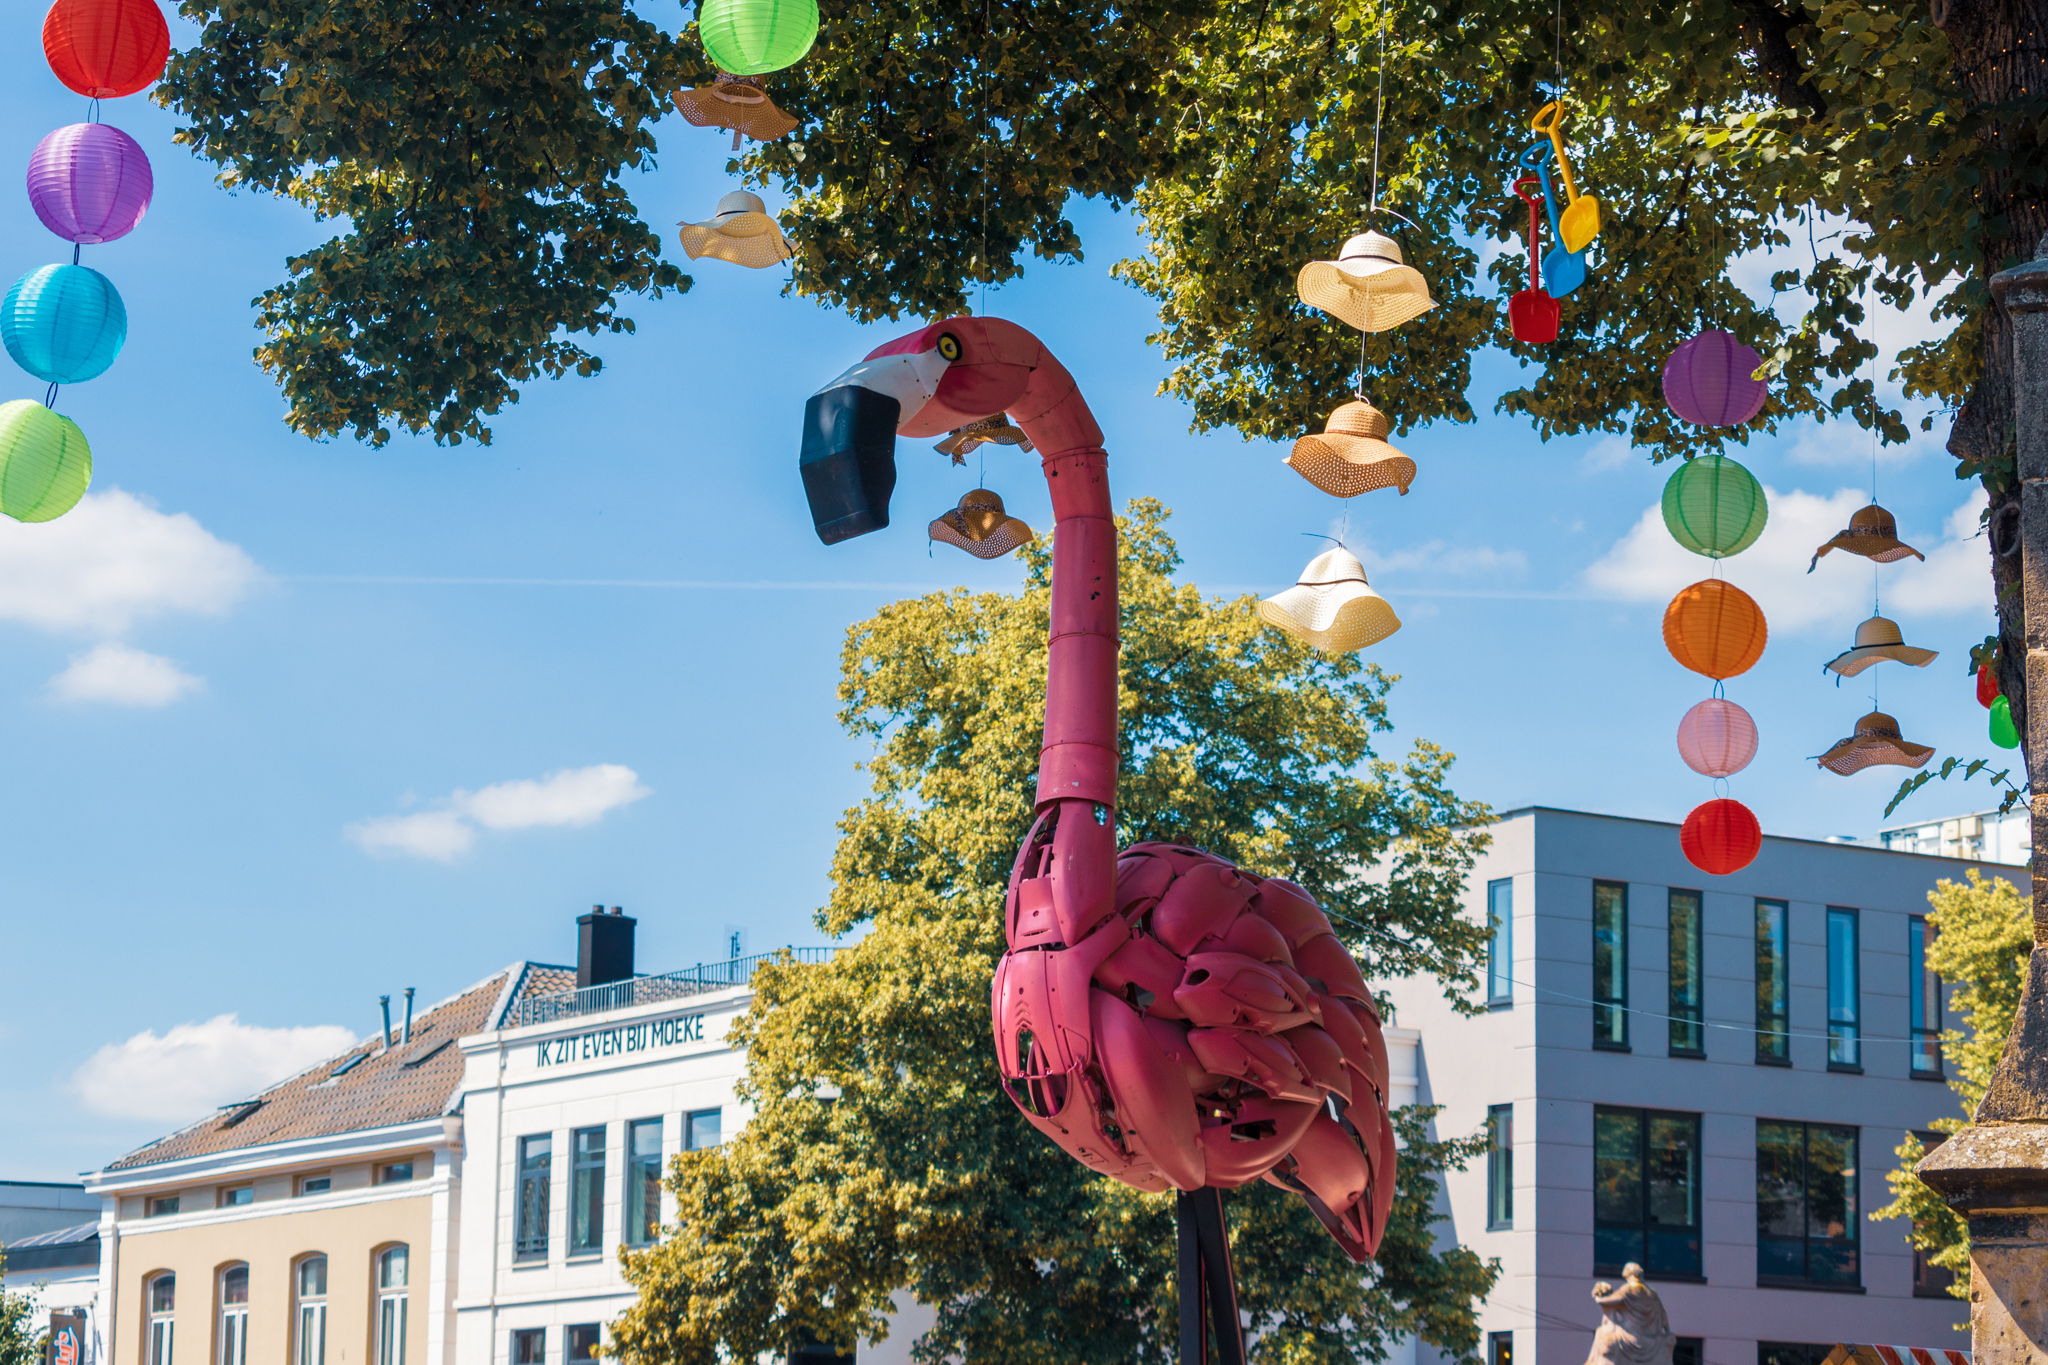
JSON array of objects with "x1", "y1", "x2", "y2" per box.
[
  {"x1": 26, "y1": 123, "x2": 153, "y2": 245},
  {"x1": 1662, "y1": 329, "x2": 1768, "y2": 428}
]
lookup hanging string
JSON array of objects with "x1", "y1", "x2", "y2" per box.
[
  {"x1": 978, "y1": 0, "x2": 992, "y2": 316},
  {"x1": 1368, "y1": 0, "x2": 1389, "y2": 218},
  {"x1": 1553, "y1": 0, "x2": 1563, "y2": 98},
  {"x1": 43, "y1": 382, "x2": 59, "y2": 409}
]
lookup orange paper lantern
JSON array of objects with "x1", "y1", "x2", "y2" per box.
[
  {"x1": 1680, "y1": 798, "x2": 1761, "y2": 875},
  {"x1": 1663, "y1": 579, "x2": 1767, "y2": 679}
]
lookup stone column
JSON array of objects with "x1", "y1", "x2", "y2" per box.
[{"x1": 1916, "y1": 234, "x2": 2048, "y2": 1365}]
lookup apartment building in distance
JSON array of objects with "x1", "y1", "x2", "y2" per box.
[{"x1": 1383, "y1": 806, "x2": 2019, "y2": 1365}]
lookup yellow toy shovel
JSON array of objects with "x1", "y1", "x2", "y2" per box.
[{"x1": 1531, "y1": 101, "x2": 1601, "y2": 253}]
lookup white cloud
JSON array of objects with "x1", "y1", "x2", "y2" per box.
[
  {"x1": 70, "y1": 1014, "x2": 357, "y2": 1123},
  {"x1": 347, "y1": 764, "x2": 651, "y2": 862},
  {"x1": 0, "y1": 489, "x2": 258, "y2": 636},
  {"x1": 1584, "y1": 484, "x2": 1990, "y2": 636},
  {"x1": 49, "y1": 642, "x2": 204, "y2": 707},
  {"x1": 1579, "y1": 435, "x2": 1637, "y2": 474}
]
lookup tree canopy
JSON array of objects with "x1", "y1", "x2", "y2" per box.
[{"x1": 606, "y1": 501, "x2": 1499, "y2": 1364}]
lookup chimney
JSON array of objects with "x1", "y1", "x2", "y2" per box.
[
  {"x1": 402, "y1": 987, "x2": 415, "y2": 1043},
  {"x1": 577, "y1": 905, "x2": 636, "y2": 988},
  {"x1": 378, "y1": 995, "x2": 393, "y2": 1053}
]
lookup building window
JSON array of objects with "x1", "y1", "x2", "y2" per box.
[
  {"x1": 687, "y1": 1109, "x2": 723, "y2": 1151},
  {"x1": 1488, "y1": 1332, "x2": 1513, "y2": 1365},
  {"x1": 571, "y1": 1125, "x2": 607, "y2": 1254},
  {"x1": 1757, "y1": 1120, "x2": 1859, "y2": 1287},
  {"x1": 218, "y1": 1265, "x2": 249, "y2": 1365},
  {"x1": 375, "y1": 1246, "x2": 408, "y2": 1365},
  {"x1": 219, "y1": 1186, "x2": 253, "y2": 1208},
  {"x1": 1668, "y1": 889, "x2": 1704, "y2": 1056},
  {"x1": 1486, "y1": 1104, "x2": 1513, "y2": 1230},
  {"x1": 1755, "y1": 899, "x2": 1789, "y2": 1064},
  {"x1": 1910, "y1": 917, "x2": 1944, "y2": 1077},
  {"x1": 1675, "y1": 1341, "x2": 1702, "y2": 1365},
  {"x1": 790, "y1": 1330, "x2": 855, "y2": 1364},
  {"x1": 149, "y1": 1196, "x2": 180, "y2": 1217},
  {"x1": 512, "y1": 1328, "x2": 546, "y2": 1364},
  {"x1": 298, "y1": 1174, "x2": 330, "y2": 1196},
  {"x1": 295, "y1": 1256, "x2": 327, "y2": 1365},
  {"x1": 1911, "y1": 1131, "x2": 1958, "y2": 1297},
  {"x1": 1487, "y1": 878, "x2": 1514, "y2": 1005},
  {"x1": 1759, "y1": 1345, "x2": 1836, "y2": 1365},
  {"x1": 1827, "y1": 907, "x2": 1860, "y2": 1070},
  {"x1": 148, "y1": 1272, "x2": 175, "y2": 1365},
  {"x1": 569, "y1": 1325, "x2": 602, "y2": 1362},
  {"x1": 1593, "y1": 1107, "x2": 1701, "y2": 1278},
  {"x1": 628, "y1": 1118, "x2": 664, "y2": 1246},
  {"x1": 1593, "y1": 881, "x2": 1629, "y2": 1049},
  {"x1": 380, "y1": 1161, "x2": 415, "y2": 1183},
  {"x1": 516, "y1": 1134, "x2": 553, "y2": 1261}
]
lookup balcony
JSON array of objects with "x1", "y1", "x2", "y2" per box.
[{"x1": 515, "y1": 948, "x2": 836, "y2": 1028}]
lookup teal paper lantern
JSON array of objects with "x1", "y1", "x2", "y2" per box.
[
  {"x1": 1, "y1": 264, "x2": 127, "y2": 385},
  {"x1": 0, "y1": 401, "x2": 93, "y2": 522},
  {"x1": 1661, "y1": 453, "x2": 1767, "y2": 558},
  {"x1": 1990, "y1": 695, "x2": 2020, "y2": 749},
  {"x1": 697, "y1": 0, "x2": 817, "y2": 74}
]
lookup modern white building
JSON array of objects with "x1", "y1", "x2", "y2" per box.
[
  {"x1": 1383, "y1": 806, "x2": 2015, "y2": 1365},
  {"x1": 1877, "y1": 806, "x2": 2030, "y2": 866},
  {"x1": 1, "y1": 1180, "x2": 104, "y2": 1326}
]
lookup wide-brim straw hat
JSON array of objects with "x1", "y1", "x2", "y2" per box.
[
  {"x1": 1808, "y1": 502, "x2": 1924, "y2": 571},
  {"x1": 678, "y1": 190, "x2": 794, "y2": 268},
  {"x1": 1285, "y1": 400, "x2": 1416, "y2": 497},
  {"x1": 1815, "y1": 710, "x2": 1934, "y2": 775},
  {"x1": 1258, "y1": 547, "x2": 1401, "y2": 654},
  {"x1": 678, "y1": 73, "x2": 800, "y2": 143},
  {"x1": 935, "y1": 416, "x2": 1034, "y2": 462},
  {"x1": 929, "y1": 488, "x2": 1034, "y2": 559},
  {"x1": 1296, "y1": 231, "x2": 1436, "y2": 334},
  {"x1": 1824, "y1": 614, "x2": 1938, "y2": 677}
]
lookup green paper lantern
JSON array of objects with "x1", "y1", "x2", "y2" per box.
[
  {"x1": 1661, "y1": 453, "x2": 1767, "y2": 558},
  {"x1": 0, "y1": 400, "x2": 92, "y2": 523},
  {"x1": 697, "y1": 0, "x2": 817, "y2": 74},
  {"x1": 1991, "y1": 694, "x2": 2020, "y2": 749}
]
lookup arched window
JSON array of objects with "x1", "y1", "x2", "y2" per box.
[
  {"x1": 375, "y1": 1246, "x2": 408, "y2": 1365},
  {"x1": 294, "y1": 1256, "x2": 328, "y2": 1365},
  {"x1": 146, "y1": 1272, "x2": 175, "y2": 1365},
  {"x1": 218, "y1": 1265, "x2": 249, "y2": 1365}
]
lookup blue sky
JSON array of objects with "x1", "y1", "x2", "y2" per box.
[{"x1": 0, "y1": 16, "x2": 2000, "y2": 1179}]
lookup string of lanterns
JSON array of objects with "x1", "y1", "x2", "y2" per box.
[{"x1": 0, "y1": 0, "x2": 166, "y2": 525}]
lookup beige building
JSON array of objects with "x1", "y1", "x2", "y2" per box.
[{"x1": 83, "y1": 969, "x2": 555, "y2": 1365}]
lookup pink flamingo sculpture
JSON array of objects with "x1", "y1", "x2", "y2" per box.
[{"x1": 802, "y1": 317, "x2": 1398, "y2": 1362}]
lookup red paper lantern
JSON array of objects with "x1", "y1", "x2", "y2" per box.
[
  {"x1": 1681, "y1": 798, "x2": 1761, "y2": 875},
  {"x1": 43, "y1": 0, "x2": 169, "y2": 99},
  {"x1": 1978, "y1": 662, "x2": 2001, "y2": 709}
]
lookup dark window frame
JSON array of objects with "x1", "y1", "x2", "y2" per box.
[
  {"x1": 1668, "y1": 888, "x2": 1704, "y2": 1057},
  {"x1": 1910, "y1": 1130, "x2": 1958, "y2": 1298},
  {"x1": 1826, "y1": 907, "x2": 1861, "y2": 1072},
  {"x1": 1593, "y1": 1105, "x2": 1703, "y2": 1280},
  {"x1": 1486, "y1": 1104, "x2": 1513, "y2": 1230},
  {"x1": 1487, "y1": 878, "x2": 1514, "y2": 1007},
  {"x1": 515, "y1": 1133, "x2": 552, "y2": 1262},
  {"x1": 570, "y1": 1124, "x2": 606, "y2": 1255},
  {"x1": 511, "y1": 1327, "x2": 547, "y2": 1364},
  {"x1": 568, "y1": 1324, "x2": 602, "y2": 1362},
  {"x1": 1755, "y1": 899, "x2": 1790, "y2": 1065},
  {"x1": 686, "y1": 1108, "x2": 723, "y2": 1152},
  {"x1": 1759, "y1": 1344, "x2": 1838, "y2": 1365},
  {"x1": 1910, "y1": 917, "x2": 1944, "y2": 1079},
  {"x1": 626, "y1": 1117, "x2": 664, "y2": 1247},
  {"x1": 1593, "y1": 881, "x2": 1630, "y2": 1051},
  {"x1": 1488, "y1": 1332, "x2": 1514, "y2": 1365},
  {"x1": 1756, "y1": 1118, "x2": 1862, "y2": 1289}
]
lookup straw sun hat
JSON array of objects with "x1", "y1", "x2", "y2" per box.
[
  {"x1": 1296, "y1": 231, "x2": 1436, "y2": 333},
  {"x1": 1814, "y1": 710, "x2": 1934, "y2": 776},
  {"x1": 1258, "y1": 547, "x2": 1402, "y2": 654},
  {"x1": 1286, "y1": 401, "x2": 1415, "y2": 497},
  {"x1": 928, "y1": 488, "x2": 1035, "y2": 559},
  {"x1": 1808, "y1": 503, "x2": 1924, "y2": 572},
  {"x1": 678, "y1": 73, "x2": 800, "y2": 147},
  {"x1": 677, "y1": 190, "x2": 794, "y2": 268},
  {"x1": 1823, "y1": 615, "x2": 1937, "y2": 678},
  {"x1": 934, "y1": 415, "x2": 1034, "y2": 463}
]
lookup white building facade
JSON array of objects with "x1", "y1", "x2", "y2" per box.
[{"x1": 1383, "y1": 807, "x2": 2012, "y2": 1365}]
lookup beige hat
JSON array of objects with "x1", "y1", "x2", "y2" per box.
[
  {"x1": 1258, "y1": 548, "x2": 1402, "y2": 654},
  {"x1": 1285, "y1": 401, "x2": 1415, "y2": 497},
  {"x1": 677, "y1": 190, "x2": 794, "y2": 268},
  {"x1": 935, "y1": 415, "x2": 1034, "y2": 464},
  {"x1": 1808, "y1": 503, "x2": 1925, "y2": 572},
  {"x1": 1296, "y1": 231, "x2": 1436, "y2": 333},
  {"x1": 1824, "y1": 615, "x2": 1938, "y2": 677},
  {"x1": 1815, "y1": 710, "x2": 1935, "y2": 776},
  {"x1": 678, "y1": 73, "x2": 800, "y2": 147},
  {"x1": 929, "y1": 488, "x2": 1035, "y2": 559}
]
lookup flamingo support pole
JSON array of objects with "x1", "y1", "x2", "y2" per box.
[{"x1": 800, "y1": 318, "x2": 1398, "y2": 1362}]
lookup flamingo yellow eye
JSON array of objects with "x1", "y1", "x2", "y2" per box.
[{"x1": 937, "y1": 332, "x2": 961, "y2": 361}]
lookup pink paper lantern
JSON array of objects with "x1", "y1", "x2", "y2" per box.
[
  {"x1": 1663, "y1": 330, "x2": 1767, "y2": 428},
  {"x1": 27, "y1": 123, "x2": 153, "y2": 245},
  {"x1": 1677, "y1": 697, "x2": 1758, "y2": 777}
]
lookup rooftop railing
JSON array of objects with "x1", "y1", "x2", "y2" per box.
[{"x1": 515, "y1": 947, "x2": 837, "y2": 1028}]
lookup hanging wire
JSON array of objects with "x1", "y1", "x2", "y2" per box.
[
  {"x1": 43, "y1": 382, "x2": 59, "y2": 409},
  {"x1": 1368, "y1": 0, "x2": 1389, "y2": 218},
  {"x1": 978, "y1": 0, "x2": 992, "y2": 316}
]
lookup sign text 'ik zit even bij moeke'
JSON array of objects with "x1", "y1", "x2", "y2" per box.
[{"x1": 534, "y1": 1012, "x2": 713, "y2": 1068}]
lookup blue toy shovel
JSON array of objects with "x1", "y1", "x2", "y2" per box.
[{"x1": 1517, "y1": 140, "x2": 1587, "y2": 298}]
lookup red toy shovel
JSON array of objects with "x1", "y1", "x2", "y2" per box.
[{"x1": 1510, "y1": 175, "x2": 1561, "y2": 343}]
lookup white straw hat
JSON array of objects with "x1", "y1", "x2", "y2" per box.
[
  {"x1": 1823, "y1": 615, "x2": 1937, "y2": 677},
  {"x1": 677, "y1": 190, "x2": 794, "y2": 268},
  {"x1": 1296, "y1": 231, "x2": 1436, "y2": 333},
  {"x1": 1258, "y1": 548, "x2": 1401, "y2": 654}
]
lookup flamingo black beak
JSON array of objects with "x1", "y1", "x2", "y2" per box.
[{"x1": 800, "y1": 337, "x2": 957, "y2": 544}]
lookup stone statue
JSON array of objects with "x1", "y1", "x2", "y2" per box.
[{"x1": 1585, "y1": 1264, "x2": 1674, "y2": 1365}]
